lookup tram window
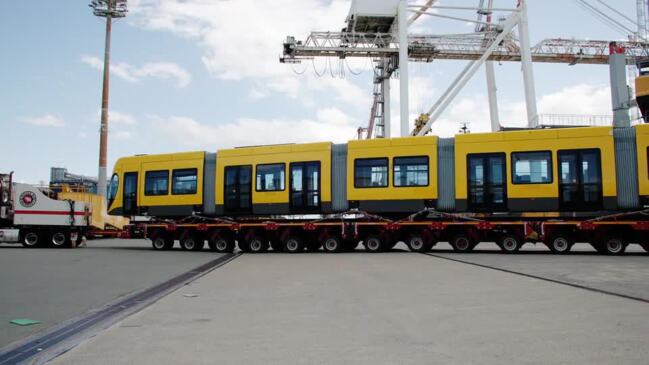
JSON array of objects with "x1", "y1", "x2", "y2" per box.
[
  {"x1": 172, "y1": 168, "x2": 197, "y2": 195},
  {"x1": 355, "y1": 158, "x2": 388, "y2": 188},
  {"x1": 394, "y1": 156, "x2": 429, "y2": 187},
  {"x1": 512, "y1": 151, "x2": 552, "y2": 184},
  {"x1": 256, "y1": 164, "x2": 285, "y2": 191},
  {"x1": 144, "y1": 170, "x2": 169, "y2": 196}
]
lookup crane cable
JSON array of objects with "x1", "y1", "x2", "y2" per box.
[{"x1": 572, "y1": 0, "x2": 637, "y2": 37}]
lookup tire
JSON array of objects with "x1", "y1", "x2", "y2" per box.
[
  {"x1": 322, "y1": 236, "x2": 342, "y2": 253},
  {"x1": 407, "y1": 235, "x2": 432, "y2": 253},
  {"x1": 499, "y1": 234, "x2": 521, "y2": 254},
  {"x1": 208, "y1": 237, "x2": 235, "y2": 253},
  {"x1": 450, "y1": 234, "x2": 475, "y2": 253},
  {"x1": 21, "y1": 230, "x2": 41, "y2": 248},
  {"x1": 247, "y1": 236, "x2": 268, "y2": 253},
  {"x1": 180, "y1": 236, "x2": 204, "y2": 251},
  {"x1": 364, "y1": 235, "x2": 384, "y2": 253},
  {"x1": 601, "y1": 237, "x2": 627, "y2": 255},
  {"x1": 152, "y1": 236, "x2": 174, "y2": 250},
  {"x1": 284, "y1": 236, "x2": 305, "y2": 253},
  {"x1": 50, "y1": 231, "x2": 70, "y2": 248},
  {"x1": 548, "y1": 235, "x2": 572, "y2": 254}
]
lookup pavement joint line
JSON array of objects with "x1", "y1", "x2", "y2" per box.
[
  {"x1": 0, "y1": 252, "x2": 242, "y2": 365},
  {"x1": 421, "y1": 252, "x2": 649, "y2": 305}
]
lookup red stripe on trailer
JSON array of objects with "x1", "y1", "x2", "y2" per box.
[{"x1": 14, "y1": 210, "x2": 87, "y2": 216}]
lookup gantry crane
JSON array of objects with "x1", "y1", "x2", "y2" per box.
[{"x1": 280, "y1": 0, "x2": 649, "y2": 138}]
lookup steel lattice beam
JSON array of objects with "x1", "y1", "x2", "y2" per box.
[{"x1": 281, "y1": 32, "x2": 649, "y2": 65}]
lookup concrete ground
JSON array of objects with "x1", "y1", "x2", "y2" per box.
[
  {"x1": 0, "y1": 239, "x2": 223, "y2": 348},
  {"x1": 51, "y1": 245, "x2": 649, "y2": 365}
]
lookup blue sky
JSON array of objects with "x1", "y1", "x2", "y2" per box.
[{"x1": 0, "y1": 0, "x2": 643, "y2": 183}]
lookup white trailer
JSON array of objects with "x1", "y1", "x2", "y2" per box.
[{"x1": 0, "y1": 172, "x2": 91, "y2": 248}]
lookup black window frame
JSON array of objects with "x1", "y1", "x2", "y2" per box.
[
  {"x1": 255, "y1": 163, "x2": 286, "y2": 192},
  {"x1": 354, "y1": 157, "x2": 389, "y2": 188},
  {"x1": 171, "y1": 168, "x2": 198, "y2": 195},
  {"x1": 393, "y1": 156, "x2": 430, "y2": 188},
  {"x1": 144, "y1": 170, "x2": 169, "y2": 196},
  {"x1": 107, "y1": 173, "x2": 119, "y2": 208},
  {"x1": 510, "y1": 150, "x2": 553, "y2": 185}
]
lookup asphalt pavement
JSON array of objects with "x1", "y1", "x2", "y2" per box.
[
  {"x1": 50, "y1": 245, "x2": 649, "y2": 365},
  {"x1": 0, "y1": 239, "x2": 223, "y2": 348}
]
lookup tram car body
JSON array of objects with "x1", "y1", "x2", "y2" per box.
[{"x1": 107, "y1": 125, "x2": 649, "y2": 219}]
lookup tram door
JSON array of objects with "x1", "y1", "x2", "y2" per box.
[
  {"x1": 290, "y1": 162, "x2": 321, "y2": 213},
  {"x1": 467, "y1": 153, "x2": 507, "y2": 211},
  {"x1": 123, "y1": 172, "x2": 138, "y2": 216},
  {"x1": 224, "y1": 165, "x2": 252, "y2": 214},
  {"x1": 558, "y1": 149, "x2": 602, "y2": 210}
]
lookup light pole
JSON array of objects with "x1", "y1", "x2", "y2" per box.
[{"x1": 89, "y1": 0, "x2": 127, "y2": 198}]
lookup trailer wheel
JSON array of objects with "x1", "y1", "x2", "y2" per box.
[
  {"x1": 50, "y1": 231, "x2": 70, "y2": 248},
  {"x1": 209, "y1": 237, "x2": 235, "y2": 253},
  {"x1": 247, "y1": 236, "x2": 268, "y2": 253},
  {"x1": 601, "y1": 237, "x2": 627, "y2": 255},
  {"x1": 364, "y1": 235, "x2": 384, "y2": 253},
  {"x1": 548, "y1": 235, "x2": 572, "y2": 254},
  {"x1": 450, "y1": 234, "x2": 475, "y2": 253},
  {"x1": 322, "y1": 235, "x2": 342, "y2": 253},
  {"x1": 181, "y1": 236, "x2": 204, "y2": 251},
  {"x1": 284, "y1": 236, "x2": 304, "y2": 253},
  {"x1": 21, "y1": 231, "x2": 41, "y2": 248},
  {"x1": 407, "y1": 234, "x2": 432, "y2": 253},
  {"x1": 152, "y1": 236, "x2": 174, "y2": 250},
  {"x1": 499, "y1": 234, "x2": 521, "y2": 254}
]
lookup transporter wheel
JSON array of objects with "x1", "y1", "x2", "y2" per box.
[
  {"x1": 208, "y1": 237, "x2": 235, "y2": 253},
  {"x1": 284, "y1": 236, "x2": 305, "y2": 253},
  {"x1": 50, "y1": 231, "x2": 70, "y2": 248},
  {"x1": 21, "y1": 230, "x2": 42, "y2": 248},
  {"x1": 152, "y1": 236, "x2": 174, "y2": 250},
  {"x1": 364, "y1": 235, "x2": 384, "y2": 253},
  {"x1": 548, "y1": 235, "x2": 572, "y2": 254},
  {"x1": 407, "y1": 234, "x2": 432, "y2": 253},
  {"x1": 322, "y1": 235, "x2": 343, "y2": 253},
  {"x1": 450, "y1": 234, "x2": 475, "y2": 253},
  {"x1": 180, "y1": 236, "x2": 204, "y2": 251},
  {"x1": 601, "y1": 237, "x2": 627, "y2": 255},
  {"x1": 247, "y1": 236, "x2": 269, "y2": 253},
  {"x1": 499, "y1": 234, "x2": 521, "y2": 254}
]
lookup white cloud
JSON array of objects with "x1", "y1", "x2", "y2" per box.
[
  {"x1": 129, "y1": 0, "x2": 351, "y2": 80},
  {"x1": 387, "y1": 83, "x2": 613, "y2": 138},
  {"x1": 128, "y1": 0, "x2": 376, "y2": 106},
  {"x1": 20, "y1": 114, "x2": 65, "y2": 127},
  {"x1": 81, "y1": 55, "x2": 191, "y2": 87},
  {"x1": 149, "y1": 108, "x2": 358, "y2": 150},
  {"x1": 109, "y1": 111, "x2": 136, "y2": 125}
]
